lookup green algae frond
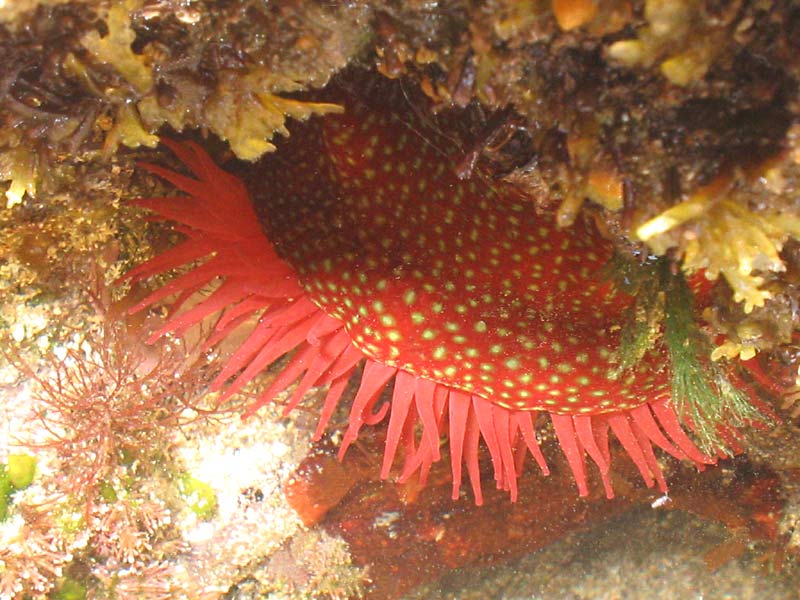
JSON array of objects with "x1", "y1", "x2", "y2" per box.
[
  {"x1": 178, "y1": 474, "x2": 218, "y2": 521},
  {"x1": 661, "y1": 268, "x2": 764, "y2": 453},
  {"x1": 611, "y1": 255, "x2": 764, "y2": 454},
  {"x1": 0, "y1": 454, "x2": 37, "y2": 521},
  {"x1": 6, "y1": 454, "x2": 36, "y2": 490}
]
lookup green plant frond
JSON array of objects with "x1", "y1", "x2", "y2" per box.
[
  {"x1": 661, "y1": 265, "x2": 764, "y2": 454},
  {"x1": 608, "y1": 253, "x2": 764, "y2": 453},
  {"x1": 606, "y1": 254, "x2": 664, "y2": 378}
]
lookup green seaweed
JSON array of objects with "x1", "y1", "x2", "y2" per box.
[
  {"x1": 660, "y1": 264, "x2": 764, "y2": 454},
  {"x1": 52, "y1": 577, "x2": 88, "y2": 600},
  {"x1": 7, "y1": 453, "x2": 36, "y2": 490},
  {"x1": 98, "y1": 480, "x2": 118, "y2": 503},
  {"x1": 0, "y1": 454, "x2": 37, "y2": 521},
  {"x1": 0, "y1": 465, "x2": 10, "y2": 521},
  {"x1": 610, "y1": 255, "x2": 764, "y2": 454},
  {"x1": 607, "y1": 254, "x2": 664, "y2": 377},
  {"x1": 178, "y1": 473, "x2": 217, "y2": 521}
]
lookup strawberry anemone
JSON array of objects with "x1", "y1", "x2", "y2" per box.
[{"x1": 123, "y1": 87, "x2": 755, "y2": 505}]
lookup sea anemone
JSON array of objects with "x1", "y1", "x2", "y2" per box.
[{"x1": 123, "y1": 77, "x2": 761, "y2": 505}]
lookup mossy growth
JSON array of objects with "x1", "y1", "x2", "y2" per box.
[
  {"x1": 0, "y1": 466, "x2": 10, "y2": 521},
  {"x1": 97, "y1": 480, "x2": 118, "y2": 504},
  {"x1": 607, "y1": 254, "x2": 666, "y2": 377},
  {"x1": 177, "y1": 473, "x2": 218, "y2": 521},
  {"x1": 662, "y1": 266, "x2": 764, "y2": 452},
  {"x1": 610, "y1": 254, "x2": 764, "y2": 454},
  {"x1": 0, "y1": 453, "x2": 37, "y2": 521},
  {"x1": 52, "y1": 577, "x2": 88, "y2": 600},
  {"x1": 6, "y1": 453, "x2": 37, "y2": 489}
]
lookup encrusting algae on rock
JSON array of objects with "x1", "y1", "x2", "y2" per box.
[
  {"x1": 637, "y1": 173, "x2": 800, "y2": 316},
  {"x1": 123, "y1": 78, "x2": 766, "y2": 504}
]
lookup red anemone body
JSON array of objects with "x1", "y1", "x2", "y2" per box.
[{"x1": 124, "y1": 87, "x2": 737, "y2": 504}]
